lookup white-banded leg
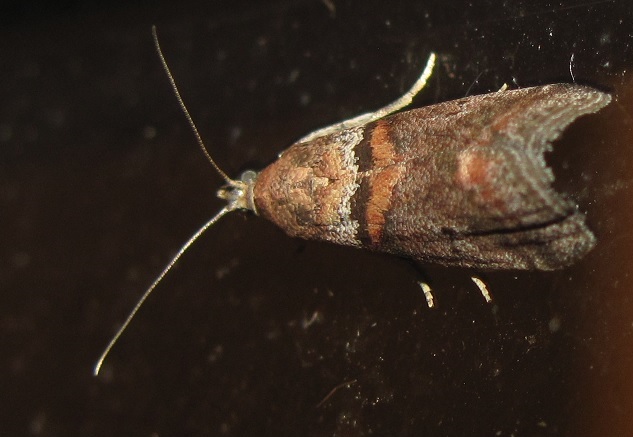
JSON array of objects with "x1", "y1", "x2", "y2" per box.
[
  {"x1": 470, "y1": 276, "x2": 492, "y2": 303},
  {"x1": 418, "y1": 281, "x2": 435, "y2": 308}
]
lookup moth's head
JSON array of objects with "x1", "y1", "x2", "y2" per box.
[{"x1": 217, "y1": 170, "x2": 259, "y2": 214}]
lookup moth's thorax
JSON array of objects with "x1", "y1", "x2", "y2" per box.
[{"x1": 253, "y1": 127, "x2": 364, "y2": 247}]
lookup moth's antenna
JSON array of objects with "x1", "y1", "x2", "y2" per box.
[
  {"x1": 94, "y1": 207, "x2": 231, "y2": 376},
  {"x1": 94, "y1": 27, "x2": 250, "y2": 377},
  {"x1": 151, "y1": 25, "x2": 233, "y2": 184}
]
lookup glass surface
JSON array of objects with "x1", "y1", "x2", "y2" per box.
[{"x1": 1, "y1": 1, "x2": 632, "y2": 435}]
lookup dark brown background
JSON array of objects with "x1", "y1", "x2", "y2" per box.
[{"x1": 2, "y1": 0, "x2": 633, "y2": 436}]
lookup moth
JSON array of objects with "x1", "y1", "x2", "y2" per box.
[{"x1": 93, "y1": 28, "x2": 611, "y2": 375}]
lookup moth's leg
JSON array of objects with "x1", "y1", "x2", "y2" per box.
[
  {"x1": 402, "y1": 259, "x2": 437, "y2": 309},
  {"x1": 470, "y1": 276, "x2": 493, "y2": 303},
  {"x1": 418, "y1": 281, "x2": 435, "y2": 309},
  {"x1": 422, "y1": 275, "x2": 492, "y2": 308},
  {"x1": 297, "y1": 52, "x2": 436, "y2": 143}
]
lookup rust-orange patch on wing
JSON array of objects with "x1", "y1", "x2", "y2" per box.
[
  {"x1": 456, "y1": 149, "x2": 504, "y2": 209},
  {"x1": 370, "y1": 120, "x2": 397, "y2": 168},
  {"x1": 457, "y1": 150, "x2": 492, "y2": 189},
  {"x1": 366, "y1": 166, "x2": 402, "y2": 243},
  {"x1": 365, "y1": 120, "x2": 403, "y2": 244}
]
